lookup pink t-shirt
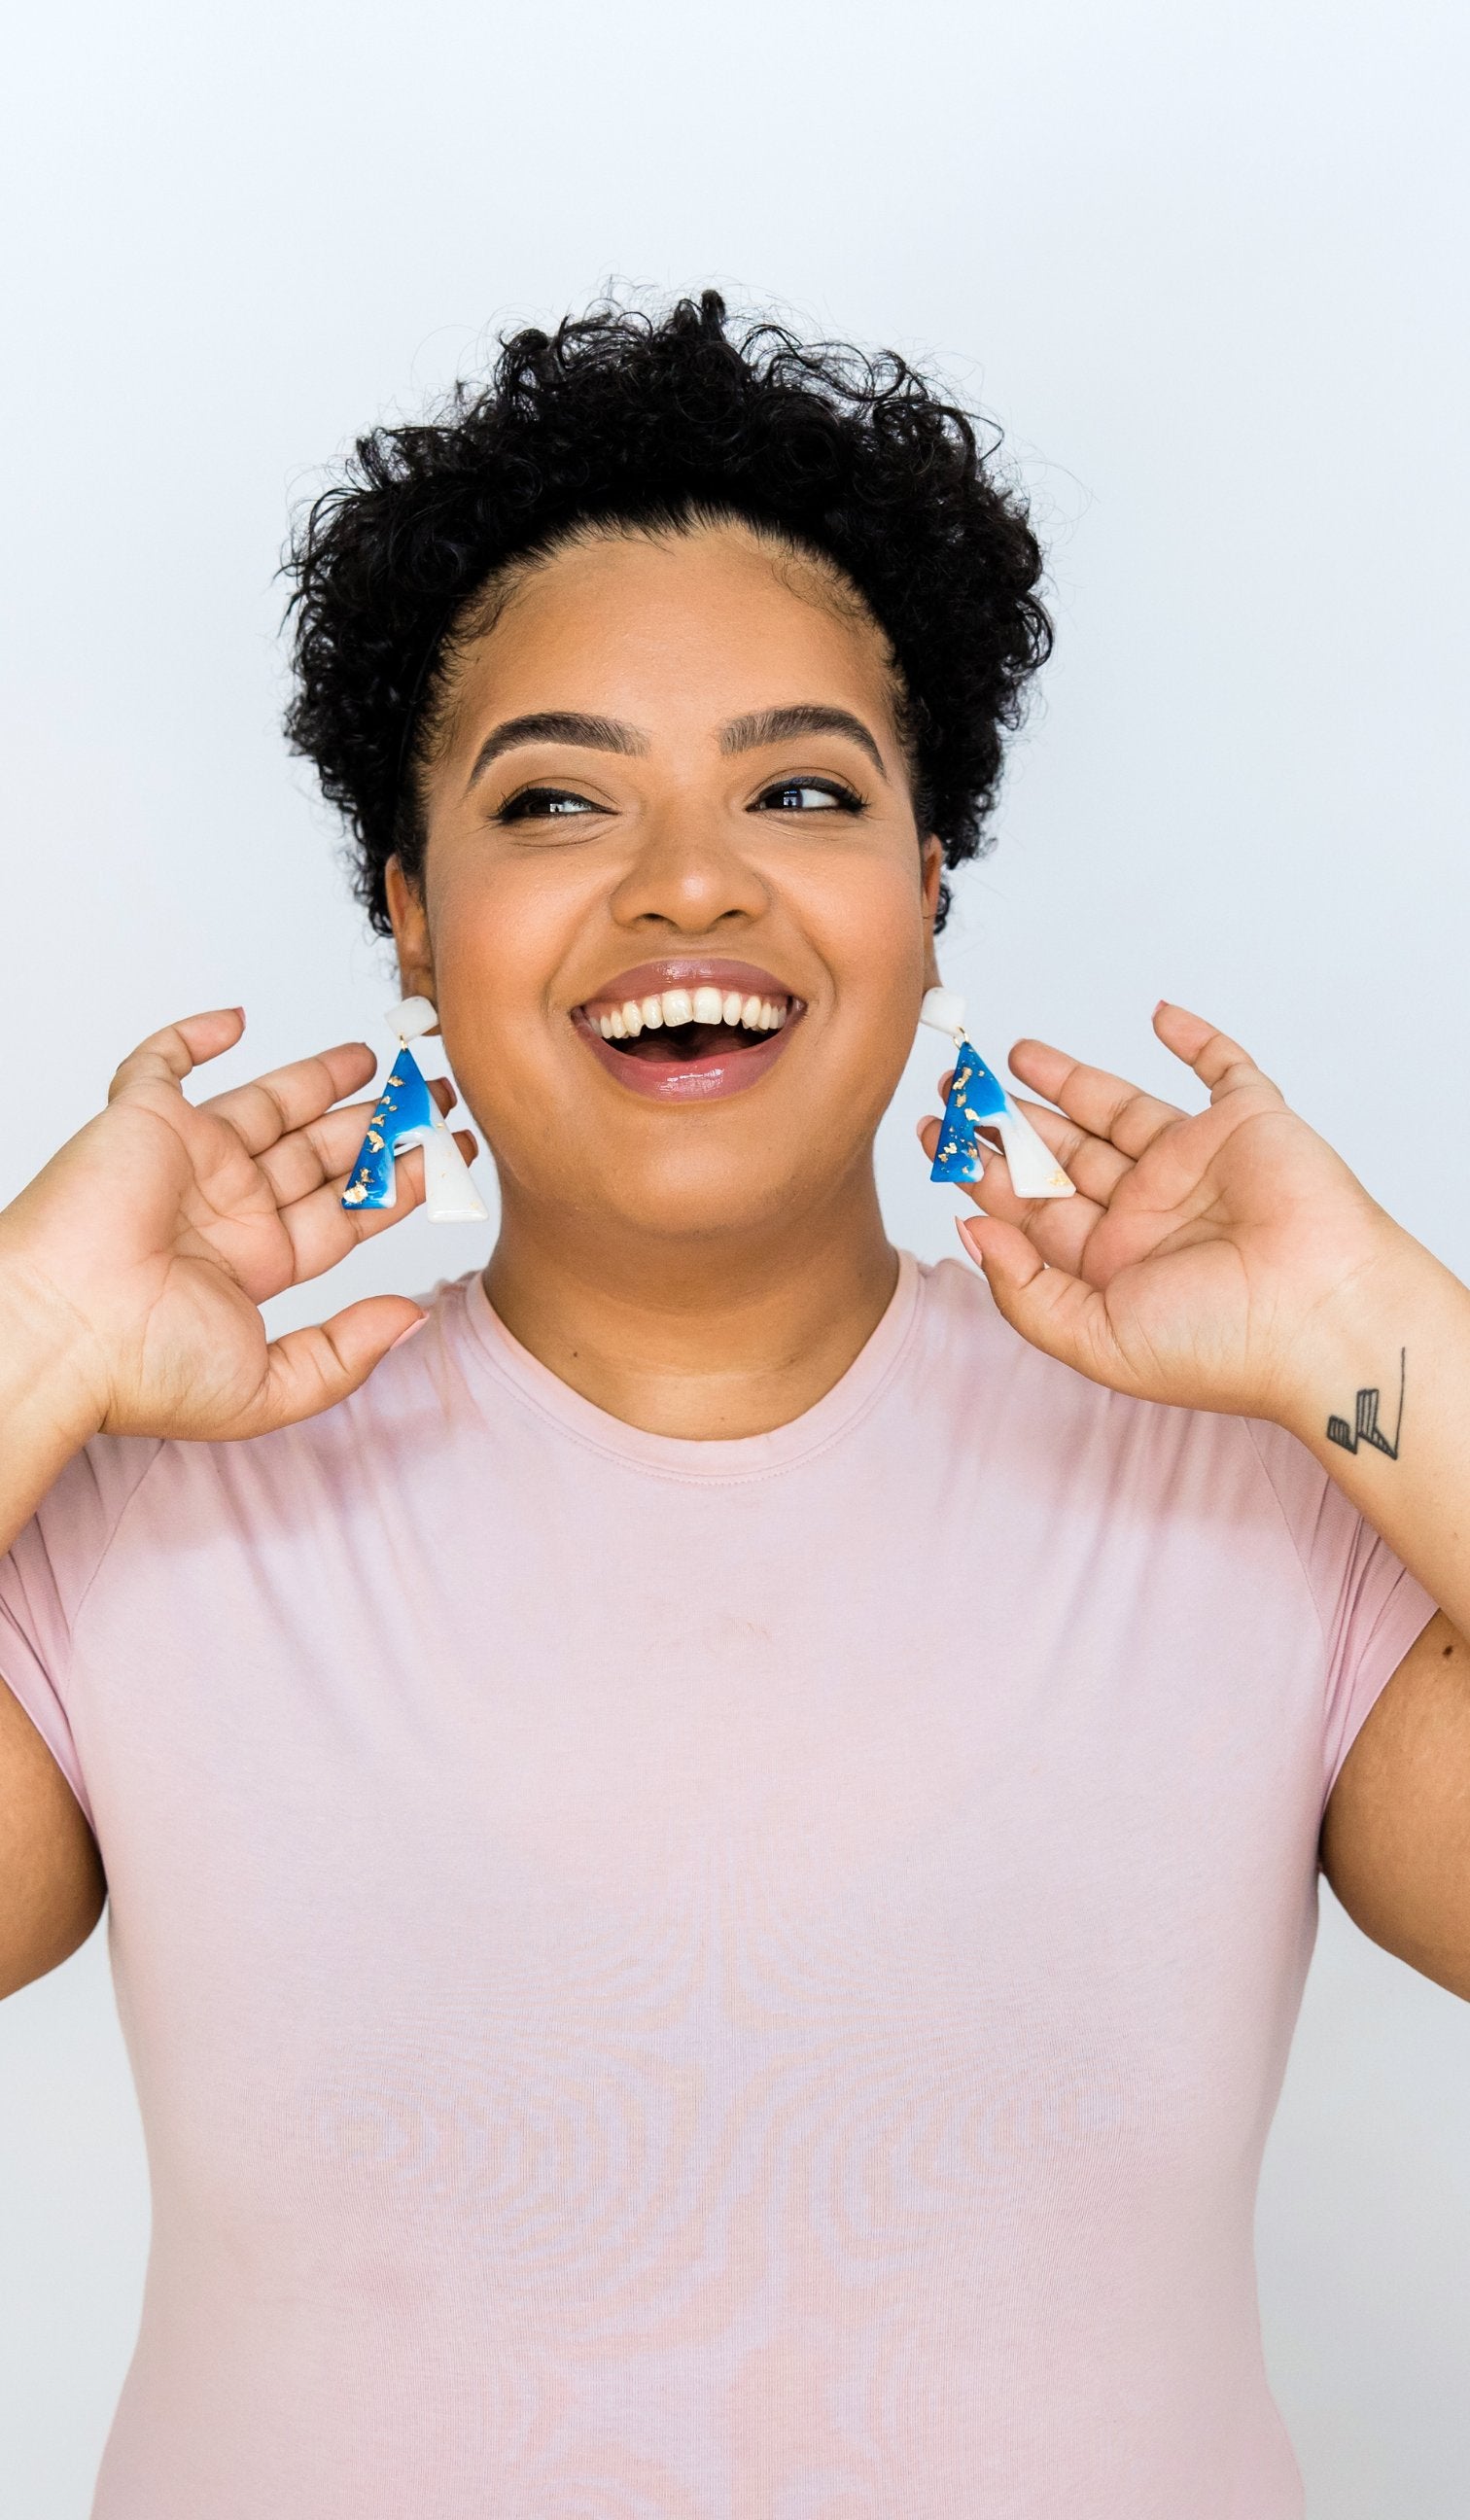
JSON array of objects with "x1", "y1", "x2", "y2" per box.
[{"x1": 0, "y1": 1250, "x2": 1437, "y2": 2518}]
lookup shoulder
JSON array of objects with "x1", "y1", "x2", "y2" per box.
[
  {"x1": 908, "y1": 1251, "x2": 1151, "y2": 1440},
  {"x1": 8, "y1": 1269, "x2": 490, "y2": 1590},
  {"x1": 0, "y1": 1428, "x2": 163, "y2": 1626},
  {"x1": 905, "y1": 1251, "x2": 1302, "y2": 1524}
]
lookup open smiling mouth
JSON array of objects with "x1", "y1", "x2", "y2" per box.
[{"x1": 571, "y1": 964, "x2": 805, "y2": 1102}]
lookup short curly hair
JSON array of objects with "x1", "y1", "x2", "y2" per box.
[{"x1": 282, "y1": 289, "x2": 1052, "y2": 935}]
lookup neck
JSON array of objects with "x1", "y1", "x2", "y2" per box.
[{"x1": 482, "y1": 1163, "x2": 899, "y2": 1440}]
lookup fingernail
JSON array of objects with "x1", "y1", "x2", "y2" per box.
[
  {"x1": 389, "y1": 1313, "x2": 428, "y2": 1349},
  {"x1": 1153, "y1": 998, "x2": 1169, "y2": 1017}
]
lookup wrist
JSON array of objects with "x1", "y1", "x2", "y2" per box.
[
  {"x1": 0, "y1": 1230, "x2": 109, "y2": 1453},
  {"x1": 1268, "y1": 1218, "x2": 1467, "y2": 1452}
]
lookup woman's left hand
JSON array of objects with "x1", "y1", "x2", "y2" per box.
[{"x1": 918, "y1": 998, "x2": 1413, "y2": 1423}]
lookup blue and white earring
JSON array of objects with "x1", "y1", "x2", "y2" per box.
[
  {"x1": 340, "y1": 997, "x2": 488, "y2": 1222},
  {"x1": 920, "y1": 987, "x2": 1076, "y2": 1199}
]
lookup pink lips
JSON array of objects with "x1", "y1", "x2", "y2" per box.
[
  {"x1": 572, "y1": 957, "x2": 804, "y2": 1104},
  {"x1": 578, "y1": 957, "x2": 795, "y2": 1014}
]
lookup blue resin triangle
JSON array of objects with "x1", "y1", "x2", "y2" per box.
[
  {"x1": 929, "y1": 1039, "x2": 1009, "y2": 1183},
  {"x1": 341, "y1": 1041, "x2": 440, "y2": 1210}
]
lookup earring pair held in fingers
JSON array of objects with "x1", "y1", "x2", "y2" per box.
[
  {"x1": 340, "y1": 998, "x2": 487, "y2": 1223},
  {"x1": 919, "y1": 988, "x2": 1075, "y2": 1201}
]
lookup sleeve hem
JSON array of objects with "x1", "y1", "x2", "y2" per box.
[
  {"x1": 1239, "y1": 1415, "x2": 1441, "y2": 1835},
  {"x1": 0, "y1": 1658, "x2": 97, "y2": 1834},
  {"x1": 1318, "y1": 1578, "x2": 1442, "y2": 1819}
]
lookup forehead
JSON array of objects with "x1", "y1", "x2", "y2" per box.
[{"x1": 438, "y1": 521, "x2": 902, "y2": 755}]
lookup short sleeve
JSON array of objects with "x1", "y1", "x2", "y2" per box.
[
  {"x1": 1243, "y1": 1416, "x2": 1441, "y2": 1818},
  {"x1": 0, "y1": 1434, "x2": 159, "y2": 1831}
]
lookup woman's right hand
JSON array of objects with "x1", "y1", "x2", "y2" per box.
[{"x1": 0, "y1": 1007, "x2": 473, "y2": 1446}]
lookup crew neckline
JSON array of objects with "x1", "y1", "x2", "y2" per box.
[{"x1": 452, "y1": 1247, "x2": 923, "y2": 1482}]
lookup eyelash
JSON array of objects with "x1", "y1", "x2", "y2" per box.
[
  {"x1": 495, "y1": 776, "x2": 867, "y2": 822},
  {"x1": 497, "y1": 786, "x2": 599, "y2": 823},
  {"x1": 754, "y1": 776, "x2": 866, "y2": 815}
]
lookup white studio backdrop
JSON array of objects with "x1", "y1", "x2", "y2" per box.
[{"x1": 2, "y1": 0, "x2": 1468, "y2": 2509}]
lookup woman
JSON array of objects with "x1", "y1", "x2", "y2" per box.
[{"x1": 1, "y1": 292, "x2": 1466, "y2": 2519}]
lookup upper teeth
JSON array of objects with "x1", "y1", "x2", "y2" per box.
[{"x1": 591, "y1": 988, "x2": 788, "y2": 1041}]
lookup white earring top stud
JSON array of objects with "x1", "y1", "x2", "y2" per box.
[
  {"x1": 385, "y1": 995, "x2": 438, "y2": 1043},
  {"x1": 919, "y1": 986, "x2": 966, "y2": 1041}
]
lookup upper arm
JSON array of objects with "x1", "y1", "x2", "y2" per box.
[
  {"x1": 1320, "y1": 1607, "x2": 1470, "y2": 2001},
  {"x1": 0, "y1": 1674, "x2": 106, "y2": 2000}
]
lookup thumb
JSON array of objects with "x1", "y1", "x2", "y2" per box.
[
  {"x1": 242, "y1": 1295, "x2": 429, "y2": 1434},
  {"x1": 957, "y1": 1215, "x2": 1128, "y2": 1389}
]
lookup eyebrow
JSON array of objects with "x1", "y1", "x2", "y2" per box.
[
  {"x1": 719, "y1": 705, "x2": 889, "y2": 781},
  {"x1": 465, "y1": 699, "x2": 890, "y2": 792},
  {"x1": 467, "y1": 712, "x2": 648, "y2": 788}
]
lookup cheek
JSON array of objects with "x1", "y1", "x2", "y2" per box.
[
  {"x1": 426, "y1": 856, "x2": 587, "y2": 1110},
  {"x1": 797, "y1": 845, "x2": 929, "y2": 1021}
]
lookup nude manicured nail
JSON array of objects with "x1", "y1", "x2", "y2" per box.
[{"x1": 389, "y1": 1315, "x2": 428, "y2": 1349}]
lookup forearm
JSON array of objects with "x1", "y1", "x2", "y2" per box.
[
  {"x1": 1274, "y1": 1222, "x2": 1470, "y2": 1634},
  {"x1": 0, "y1": 1244, "x2": 103, "y2": 1558}
]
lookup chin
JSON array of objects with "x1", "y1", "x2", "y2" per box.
[{"x1": 584, "y1": 1150, "x2": 811, "y2": 1246}]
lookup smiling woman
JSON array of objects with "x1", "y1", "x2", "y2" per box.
[
  {"x1": 277, "y1": 295, "x2": 1051, "y2": 1385},
  {"x1": 0, "y1": 291, "x2": 1452, "y2": 2520}
]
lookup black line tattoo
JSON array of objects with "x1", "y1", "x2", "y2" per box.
[{"x1": 1326, "y1": 1347, "x2": 1406, "y2": 1459}]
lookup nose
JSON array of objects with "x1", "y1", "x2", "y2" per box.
[{"x1": 607, "y1": 799, "x2": 772, "y2": 934}]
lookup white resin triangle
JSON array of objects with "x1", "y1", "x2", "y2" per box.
[
  {"x1": 995, "y1": 1108, "x2": 1076, "y2": 1200},
  {"x1": 421, "y1": 1119, "x2": 489, "y2": 1222}
]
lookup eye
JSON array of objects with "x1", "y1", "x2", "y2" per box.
[
  {"x1": 753, "y1": 776, "x2": 865, "y2": 814},
  {"x1": 496, "y1": 786, "x2": 603, "y2": 823}
]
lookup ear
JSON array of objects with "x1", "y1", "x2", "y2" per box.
[
  {"x1": 920, "y1": 837, "x2": 944, "y2": 991},
  {"x1": 385, "y1": 857, "x2": 438, "y2": 1021}
]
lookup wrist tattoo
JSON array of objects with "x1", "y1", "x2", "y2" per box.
[{"x1": 1326, "y1": 1347, "x2": 1406, "y2": 1459}]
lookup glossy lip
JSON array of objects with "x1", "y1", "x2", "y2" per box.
[
  {"x1": 576, "y1": 956, "x2": 799, "y2": 1015},
  {"x1": 569, "y1": 957, "x2": 808, "y2": 1105}
]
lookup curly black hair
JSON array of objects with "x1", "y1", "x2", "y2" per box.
[{"x1": 283, "y1": 290, "x2": 1052, "y2": 935}]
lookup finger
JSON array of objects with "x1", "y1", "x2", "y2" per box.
[
  {"x1": 1004, "y1": 1037, "x2": 1189, "y2": 1158},
  {"x1": 954, "y1": 1214, "x2": 1136, "y2": 1391},
  {"x1": 231, "y1": 1295, "x2": 431, "y2": 1436},
  {"x1": 918, "y1": 1113, "x2": 1106, "y2": 1278},
  {"x1": 1150, "y1": 1000, "x2": 1284, "y2": 1102},
  {"x1": 998, "y1": 1091, "x2": 1138, "y2": 1208},
  {"x1": 918, "y1": 1091, "x2": 1130, "y2": 1214},
  {"x1": 929, "y1": 1061, "x2": 1138, "y2": 1205},
  {"x1": 278, "y1": 1129, "x2": 481, "y2": 1278},
  {"x1": 256, "y1": 1077, "x2": 460, "y2": 1206},
  {"x1": 195, "y1": 1041, "x2": 382, "y2": 1155},
  {"x1": 107, "y1": 1007, "x2": 247, "y2": 1102}
]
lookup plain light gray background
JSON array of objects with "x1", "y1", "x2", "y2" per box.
[{"x1": 2, "y1": 0, "x2": 1468, "y2": 2510}]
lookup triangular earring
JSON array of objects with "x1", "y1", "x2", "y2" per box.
[
  {"x1": 918, "y1": 988, "x2": 1075, "y2": 1199},
  {"x1": 340, "y1": 997, "x2": 489, "y2": 1223}
]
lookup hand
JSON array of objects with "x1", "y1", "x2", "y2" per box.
[
  {"x1": 918, "y1": 998, "x2": 1411, "y2": 1423},
  {"x1": 0, "y1": 1007, "x2": 478, "y2": 1444}
]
